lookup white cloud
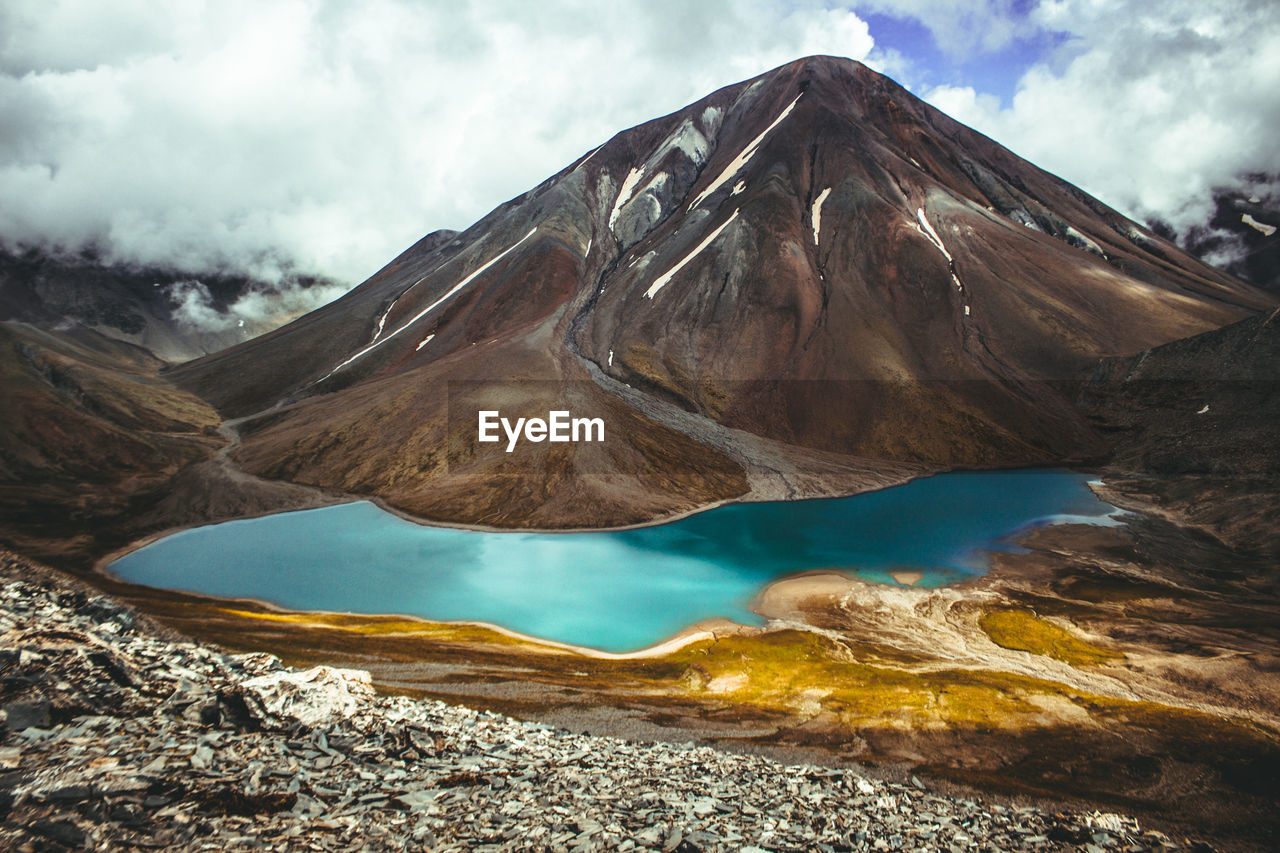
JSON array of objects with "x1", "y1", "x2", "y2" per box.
[
  {"x1": 168, "y1": 278, "x2": 348, "y2": 333},
  {"x1": 921, "y1": 0, "x2": 1280, "y2": 233},
  {"x1": 0, "y1": 0, "x2": 876, "y2": 287},
  {"x1": 8, "y1": 0, "x2": 1272, "y2": 291}
]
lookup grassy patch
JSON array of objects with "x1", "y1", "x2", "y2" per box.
[
  {"x1": 979, "y1": 608, "x2": 1122, "y2": 666},
  {"x1": 220, "y1": 608, "x2": 545, "y2": 649},
  {"x1": 666, "y1": 629, "x2": 1089, "y2": 728}
]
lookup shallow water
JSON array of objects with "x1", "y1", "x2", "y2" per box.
[{"x1": 108, "y1": 470, "x2": 1121, "y2": 652}]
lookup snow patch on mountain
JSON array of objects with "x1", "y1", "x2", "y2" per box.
[
  {"x1": 652, "y1": 120, "x2": 710, "y2": 168},
  {"x1": 1064, "y1": 225, "x2": 1105, "y2": 257},
  {"x1": 688, "y1": 93, "x2": 802, "y2": 211},
  {"x1": 608, "y1": 120, "x2": 712, "y2": 238},
  {"x1": 372, "y1": 304, "x2": 393, "y2": 341},
  {"x1": 609, "y1": 168, "x2": 646, "y2": 232},
  {"x1": 645, "y1": 209, "x2": 740, "y2": 300},
  {"x1": 915, "y1": 208, "x2": 968, "y2": 295},
  {"x1": 576, "y1": 144, "x2": 604, "y2": 172},
  {"x1": 319, "y1": 228, "x2": 537, "y2": 381},
  {"x1": 370, "y1": 280, "x2": 421, "y2": 344},
  {"x1": 369, "y1": 253, "x2": 462, "y2": 345},
  {"x1": 644, "y1": 172, "x2": 673, "y2": 194},
  {"x1": 628, "y1": 250, "x2": 656, "y2": 270},
  {"x1": 811, "y1": 187, "x2": 833, "y2": 246},
  {"x1": 914, "y1": 208, "x2": 953, "y2": 263},
  {"x1": 1243, "y1": 213, "x2": 1277, "y2": 236},
  {"x1": 700, "y1": 106, "x2": 723, "y2": 136}
]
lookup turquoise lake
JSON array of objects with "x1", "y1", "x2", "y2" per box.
[{"x1": 108, "y1": 470, "x2": 1121, "y2": 652}]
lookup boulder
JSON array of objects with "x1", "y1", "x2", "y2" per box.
[{"x1": 236, "y1": 665, "x2": 375, "y2": 730}]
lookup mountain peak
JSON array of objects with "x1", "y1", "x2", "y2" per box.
[
  {"x1": 773, "y1": 53, "x2": 872, "y2": 77},
  {"x1": 170, "y1": 58, "x2": 1273, "y2": 529}
]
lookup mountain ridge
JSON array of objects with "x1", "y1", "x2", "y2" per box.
[{"x1": 162, "y1": 55, "x2": 1273, "y2": 529}]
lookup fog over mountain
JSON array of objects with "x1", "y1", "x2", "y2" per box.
[{"x1": 1, "y1": 0, "x2": 1276, "y2": 307}]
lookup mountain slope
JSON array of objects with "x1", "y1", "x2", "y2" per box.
[
  {"x1": 170, "y1": 56, "x2": 1274, "y2": 528},
  {"x1": 1081, "y1": 307, "x2": 1280, "y2": 556},
  {"x1": 0, "y1": 321, "x2": 221, "y2": 564}
]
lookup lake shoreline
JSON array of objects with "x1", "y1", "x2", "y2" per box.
[
  {"x1": 64, "y1": 471, "x2": 1280, "y2": 850},
  {"x1": 96, "y1": 459, "x2": 1111, "y2": 574},
  {"x1": 101, "y1": 469, "x2": 1121, "y2": 654}
]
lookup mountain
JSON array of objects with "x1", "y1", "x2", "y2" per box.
[
  {"x1": 0, "y1": 320, "x2": 222, "y2": 566},
  {"x1": 166, "y1": 56, "x2": 1273, "y2": 530},
  {"x1": 0, "y1": 247, "x2": 350, "y2": 362},
  {"x1": 1080, "y1": 307, "x2": 1280, "y2": 556}
]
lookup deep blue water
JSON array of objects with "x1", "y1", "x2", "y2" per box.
[{"x1": 108, "y1": 470, "x2": 1120, "y2": 652}]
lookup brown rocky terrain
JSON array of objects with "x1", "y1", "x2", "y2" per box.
[
  {"x1": 0, "y1": 548, "x2": 1258, "y2": 851},
  {"x1": 1079, "y1": 308, "x2": 1280, "y2": 557},
  {"x1": 0, "y1": 321, "x2": 341, "y2": 571}
]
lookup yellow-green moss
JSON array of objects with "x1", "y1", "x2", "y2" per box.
[
  {"x1": 220, "y1": 608, "x2": 542, "y2": 649},
  {"x1": 979, "y1": 608, "x2": 1122, "y2": 666},
  {"x1": 665, "y1": 629, "x2": 1092, "y2": 728}
]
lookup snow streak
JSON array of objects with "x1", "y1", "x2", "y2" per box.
[
  {"x1": 915, "y1": 207, "x2": 965, "y2": 295},
  {"x1": 644, "y1": 209, "x2": 740, "y2": 300},
  {"x1": 607, "y1": 119, "x2": 710, "y2": 235},
  {"x1": 319, "y1": 227, "x2": 537, "y2": 381},
  {"x1": 811, "y1": 187, "x2": 832, "y2": 246},
  {"x1": 369, "y1": 252, "x2": 458, "y2": 345},
  {"x1": 914, "y1": 208, "x2": 952, "y2": 262},
  {"x1": 372, "y1": 303, "x2": 393, "y2": 340},
  {"x1": 1243, "y1": 213, "x2": 1276, "y2": 236},
  {"x1": 688, "y1": 93, "x2": 801, "y2": 211},
  {"x1": 371, "y1": 276, "x2": 422, "y2": 344},
  {"x1": 609, "y1": 168, "x2": 645, "y2": 232},
  {"x1": 576, "y1": 144, "x2": 604, "y2": 172}
]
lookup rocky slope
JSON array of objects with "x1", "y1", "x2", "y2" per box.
[
  {"x1": 0, "y1": 319, "x2": 348, "y2": 571},
  {"x1": 1079, "y1": 307, "x2": 1280, "y2": 556},
  {"x1": 167, "y1": 55, "x2": 1274, "y2": 529},
  {"x1": 0, "y1": 550, "x2": 1188, "y2": 851}
]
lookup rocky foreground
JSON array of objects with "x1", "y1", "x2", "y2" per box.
[{"x1": 1, "y1": 556, "x2": 1189, "y2": 852}]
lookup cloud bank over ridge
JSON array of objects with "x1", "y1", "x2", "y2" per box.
[
  {"x1": 0, "y1": 0, "x2": 876, "y2": 287},
  {"x1": 1, "y1": 0, "x2": 1277, "y2": 294}
]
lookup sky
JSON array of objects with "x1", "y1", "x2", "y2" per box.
[{"x1": 2, "y1": 0, "x2": 1278, "y2": 309}]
